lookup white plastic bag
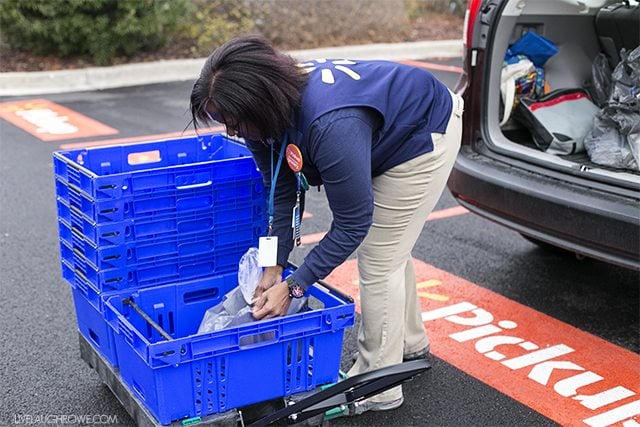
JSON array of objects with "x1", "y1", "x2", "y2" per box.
[
  {"x1": 198, "y1": 247, "x2": 309, "y2": 334},
  {"x1": 198, "y1": 287, "x2": 245, "y2": 333},
  {"x1": 500, "y1": 58, "x2": 535, "y2": 125},
  {"x1": 198, "y1": 247, "x2": 263, "y2": 333},
  {"x1": 237, "y1": 247, "x2": 263, "y2": 304}
]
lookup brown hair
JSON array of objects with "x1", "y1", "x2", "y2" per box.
[{"x1": 190, "y1": 35, "x2": 308, "y2": 140}]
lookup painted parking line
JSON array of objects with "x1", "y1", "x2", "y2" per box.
[
  {"x1": 426, "y1": 205, "x2": 468, "y2": 220},
  {"x1": 58, "y1": 126, "x2": 226, "y2": 150},
  {"x1": 0, "y1": 98, "x2": 118, "y2": 141},
  {"x1": 300, "y1": 206, "x2": 468, "y2": 245},
  {"x1": 1, "y1": 57, "x2": 457, "y2": 144},
  {"x1": 325, "y1": 259, "x2": 640, "y2": 427},
  {"x1": 398, "y1": 59, "x2": 464, "y2": 74},
  {"x1": 301, "y1": 231, "x2": 328, "y2": 246}
]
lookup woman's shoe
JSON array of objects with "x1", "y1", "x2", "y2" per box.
[
  {"x1": 351, "y1": 396, "x2": 405, "y2": 415},
  {"x1": 323, "y1": 371, "x2": 405, "y2": 420},
  {"x1": 403, "y1": 347, "x2": 429, "y2": 362},
  {"x1": 325, "y1": 396, "x2": 405, "y2": 420}
]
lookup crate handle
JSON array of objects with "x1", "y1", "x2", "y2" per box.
[
  {"x1": 127, "y1": 150, "x2": 161, "y2": 165},
  {"x1": 183, "y1": 287, "x2": 220, "y2": 304},
  {"x1": 238, "y1": 330, "x2": 278, "y2": 348},
  {"x1": 176, "y1": 181, "x2": 212, "y2": 190}
]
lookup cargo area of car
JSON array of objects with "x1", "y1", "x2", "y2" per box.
[{"x1": 482, "y1": 0, "x2": 639, "y2": 190}]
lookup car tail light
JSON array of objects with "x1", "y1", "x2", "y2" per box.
[{"x1": 463, "y1": 0, "x2": 483, "y2": 48}]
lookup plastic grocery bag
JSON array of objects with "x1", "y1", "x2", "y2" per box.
[
  {"x1": 584, "y1": 105, "x2": 640, "y2": 171},
  {"x1": 198, "y1": 247, "x2": 309, "y2": 334},
  {"x1": 584, "y1": 47, "x2": 640, "y2": 170},
  {"x1": 500, "y1": 56, "x2": 536, "y2": 125},
  {"x1": 514, "y1": 88, "x2": 600, "y2": 155},
  {"x1": 589, "y1": 53, "x2": 613, "y2": 108},
  {"x1": 238, "y1": 247, "x2": 262, "y2": 304},
  {"x1": 609, "y1": 47, "x2": 640, "y2": 105},
  {"x1": 500, "y1": 33, "x2": 557, "y2": 125}
]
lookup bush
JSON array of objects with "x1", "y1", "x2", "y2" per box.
[
  {"x1": 185, "y1": 0, "x2": 254, "y2": 56},
  {"x1": 184, "y1": 0, "x2": 411, "y2": 56},
  {"x1": 246, "y1": 0, "x2": 410, "y2": 50},
  {"x1": 0, "y1": 0, "x2": 462, "y2": 69},
  {"x1": 0, "y1": 0, "x2": 188, "y2": 65}
]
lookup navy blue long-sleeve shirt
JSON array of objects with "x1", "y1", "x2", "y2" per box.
[
  {"x1": 246, "y1": 60, "x2": 452, "y2": 289},
  {"x1": 247, "y1": 107, "x2": 381, "y2": 289}
]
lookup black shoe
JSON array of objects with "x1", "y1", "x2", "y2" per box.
[{"x1": 403, "y1": 347, "x2": 429, "y2": 362}]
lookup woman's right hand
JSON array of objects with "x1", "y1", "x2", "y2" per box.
[{"x1": 253, "y1": 265, "x2": 284, "y2": 301}]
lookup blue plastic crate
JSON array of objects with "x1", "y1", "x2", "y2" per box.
[
  {"x1": 53, "y1": 133, "x2": 260, "y2": 201},
  {"x1": 59, "y1": 220, "x2": 259, "y2": 270},
  {"x1": 60, "y1": 254, "x2": 239, "y2": 368},
  {"x1": 55, "y1": 174, "x2": 264, "y2": 224},
  {"x1": 57, "y1": 198, "x2": 266, "y2": 248},
  {"x1": 66, "y1": 271, "x2": 120, "y2": 367},
  {"x1": 103, "y1": 274, "x2": 355, "y2": 425},
  {"x1": 62, "y1": 264, "x2": 238, "y2": 370},
  {"x1": 61, "y1": 238, "x2": 258, "y2": 293}
]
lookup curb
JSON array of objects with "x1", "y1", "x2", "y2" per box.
[{"x1": 0, "y1": 40, "x2": 463, "y2": 96}]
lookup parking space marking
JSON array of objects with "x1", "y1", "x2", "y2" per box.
[
  {"x1": 325, "y1": 259, "x2": 640, "y2": 427},
  {"x1": 398, "y1": 59, "x2": 464, "y2": 74},
  {"x1": 58, "y1": 126, "x2": 226, "y2": 149},
  {"x1": 301, "y1": 231, "x2": 327, "y2": 246},
  {"x1": 300, "y1": 206, "x2": 468, "y2": 246},
  {"x1": 0, "y1": 98, "x2": 118, "y2": 141},
  {"x1": 426, "y1": 205, "x2": 468, "y2": 220}
]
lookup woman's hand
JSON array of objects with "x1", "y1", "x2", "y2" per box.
[
  {"x1": 253, "y1": 265, "x2": 283, "y2": 300},
  {"x1": 252, "y1": 281, "x2": 291, "y2": 320}
]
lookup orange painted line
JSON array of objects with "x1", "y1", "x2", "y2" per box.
[
  {"x1": 0, "y1": 98, "x2": 118, "y2": 141},
  {"x1": 325, "y1": 259, "x2": 640, "y2": 427},
  {"x1": 301, "y1": 231, "x2": 326, "y2": 246},
  {"x1": 398, "y1": 59, "x2": 463, "y2": 74},
  {"x1": 58, "y1": 126, "x2": 226, "y2": 150},
  {"x1": 300, "y1": 207, "x2": 467, "y2": 245},
  {"x1": 427, "y1": 205, "x2": 468, "y2": 221}
]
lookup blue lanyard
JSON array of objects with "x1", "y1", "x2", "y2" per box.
[{"x1": 268, "y1": 133, "x2": 288, "y2": 234}]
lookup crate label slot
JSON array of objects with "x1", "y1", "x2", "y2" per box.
[{"x1": 128, "y1": 150, "x2": 161, "y2": 166}]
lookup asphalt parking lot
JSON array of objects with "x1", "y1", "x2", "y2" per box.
[{"x1": 0, "y1": 51, "x2": 638, "y2": 427}]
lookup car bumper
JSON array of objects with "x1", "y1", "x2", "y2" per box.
[{"x1": 447, "y1": 148, "x2": 640, "y2": 271}]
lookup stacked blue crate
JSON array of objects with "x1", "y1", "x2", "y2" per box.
[
  {"x1": 54, "y1": 132, "x2": 356, "y2": 426},
  {"x1": 102, "y1": 272, "x2": 354, "y2": 425},
  {"x1": 53, "y1": 133, "x2": 268, "y2": 367}
]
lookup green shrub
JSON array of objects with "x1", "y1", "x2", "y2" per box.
[
  {"x1": 180, "y1": 0, "x2": 412, "y2": 55},
  {"x1": 184, "y1": 0, "x2": 254, "y2": 56},
  {"x1": 0, "y1": 0, "x2": 188, "y2": 65}
]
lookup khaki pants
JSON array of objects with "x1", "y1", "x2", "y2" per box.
[{"x1": 347, "y1": 90, "x2": 464, "y2": 403}]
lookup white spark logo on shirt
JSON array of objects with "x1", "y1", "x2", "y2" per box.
[{"x1": 298, "y1": 59, "x2": 361, "y2": 85}]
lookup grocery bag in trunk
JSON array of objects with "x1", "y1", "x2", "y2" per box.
[{"x1": 514, "y1": 88, "x2": 600, "y2": 155}]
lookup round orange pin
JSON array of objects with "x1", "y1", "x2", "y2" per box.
[{"x1": 286, "y1": 144, "x2": 303, "y2": 172}]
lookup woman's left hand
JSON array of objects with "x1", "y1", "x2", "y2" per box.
[{"x1": 252, "y1": 282, "x2": 291, "y2": 320}]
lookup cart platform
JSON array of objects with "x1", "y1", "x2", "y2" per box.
[{"x1": 79, "y1": 332, "x2": 430, "y2": 426}]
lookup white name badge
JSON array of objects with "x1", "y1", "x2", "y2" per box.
[{"x1": 258, "y1": 236, "x2": 278, "y2": 267}]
